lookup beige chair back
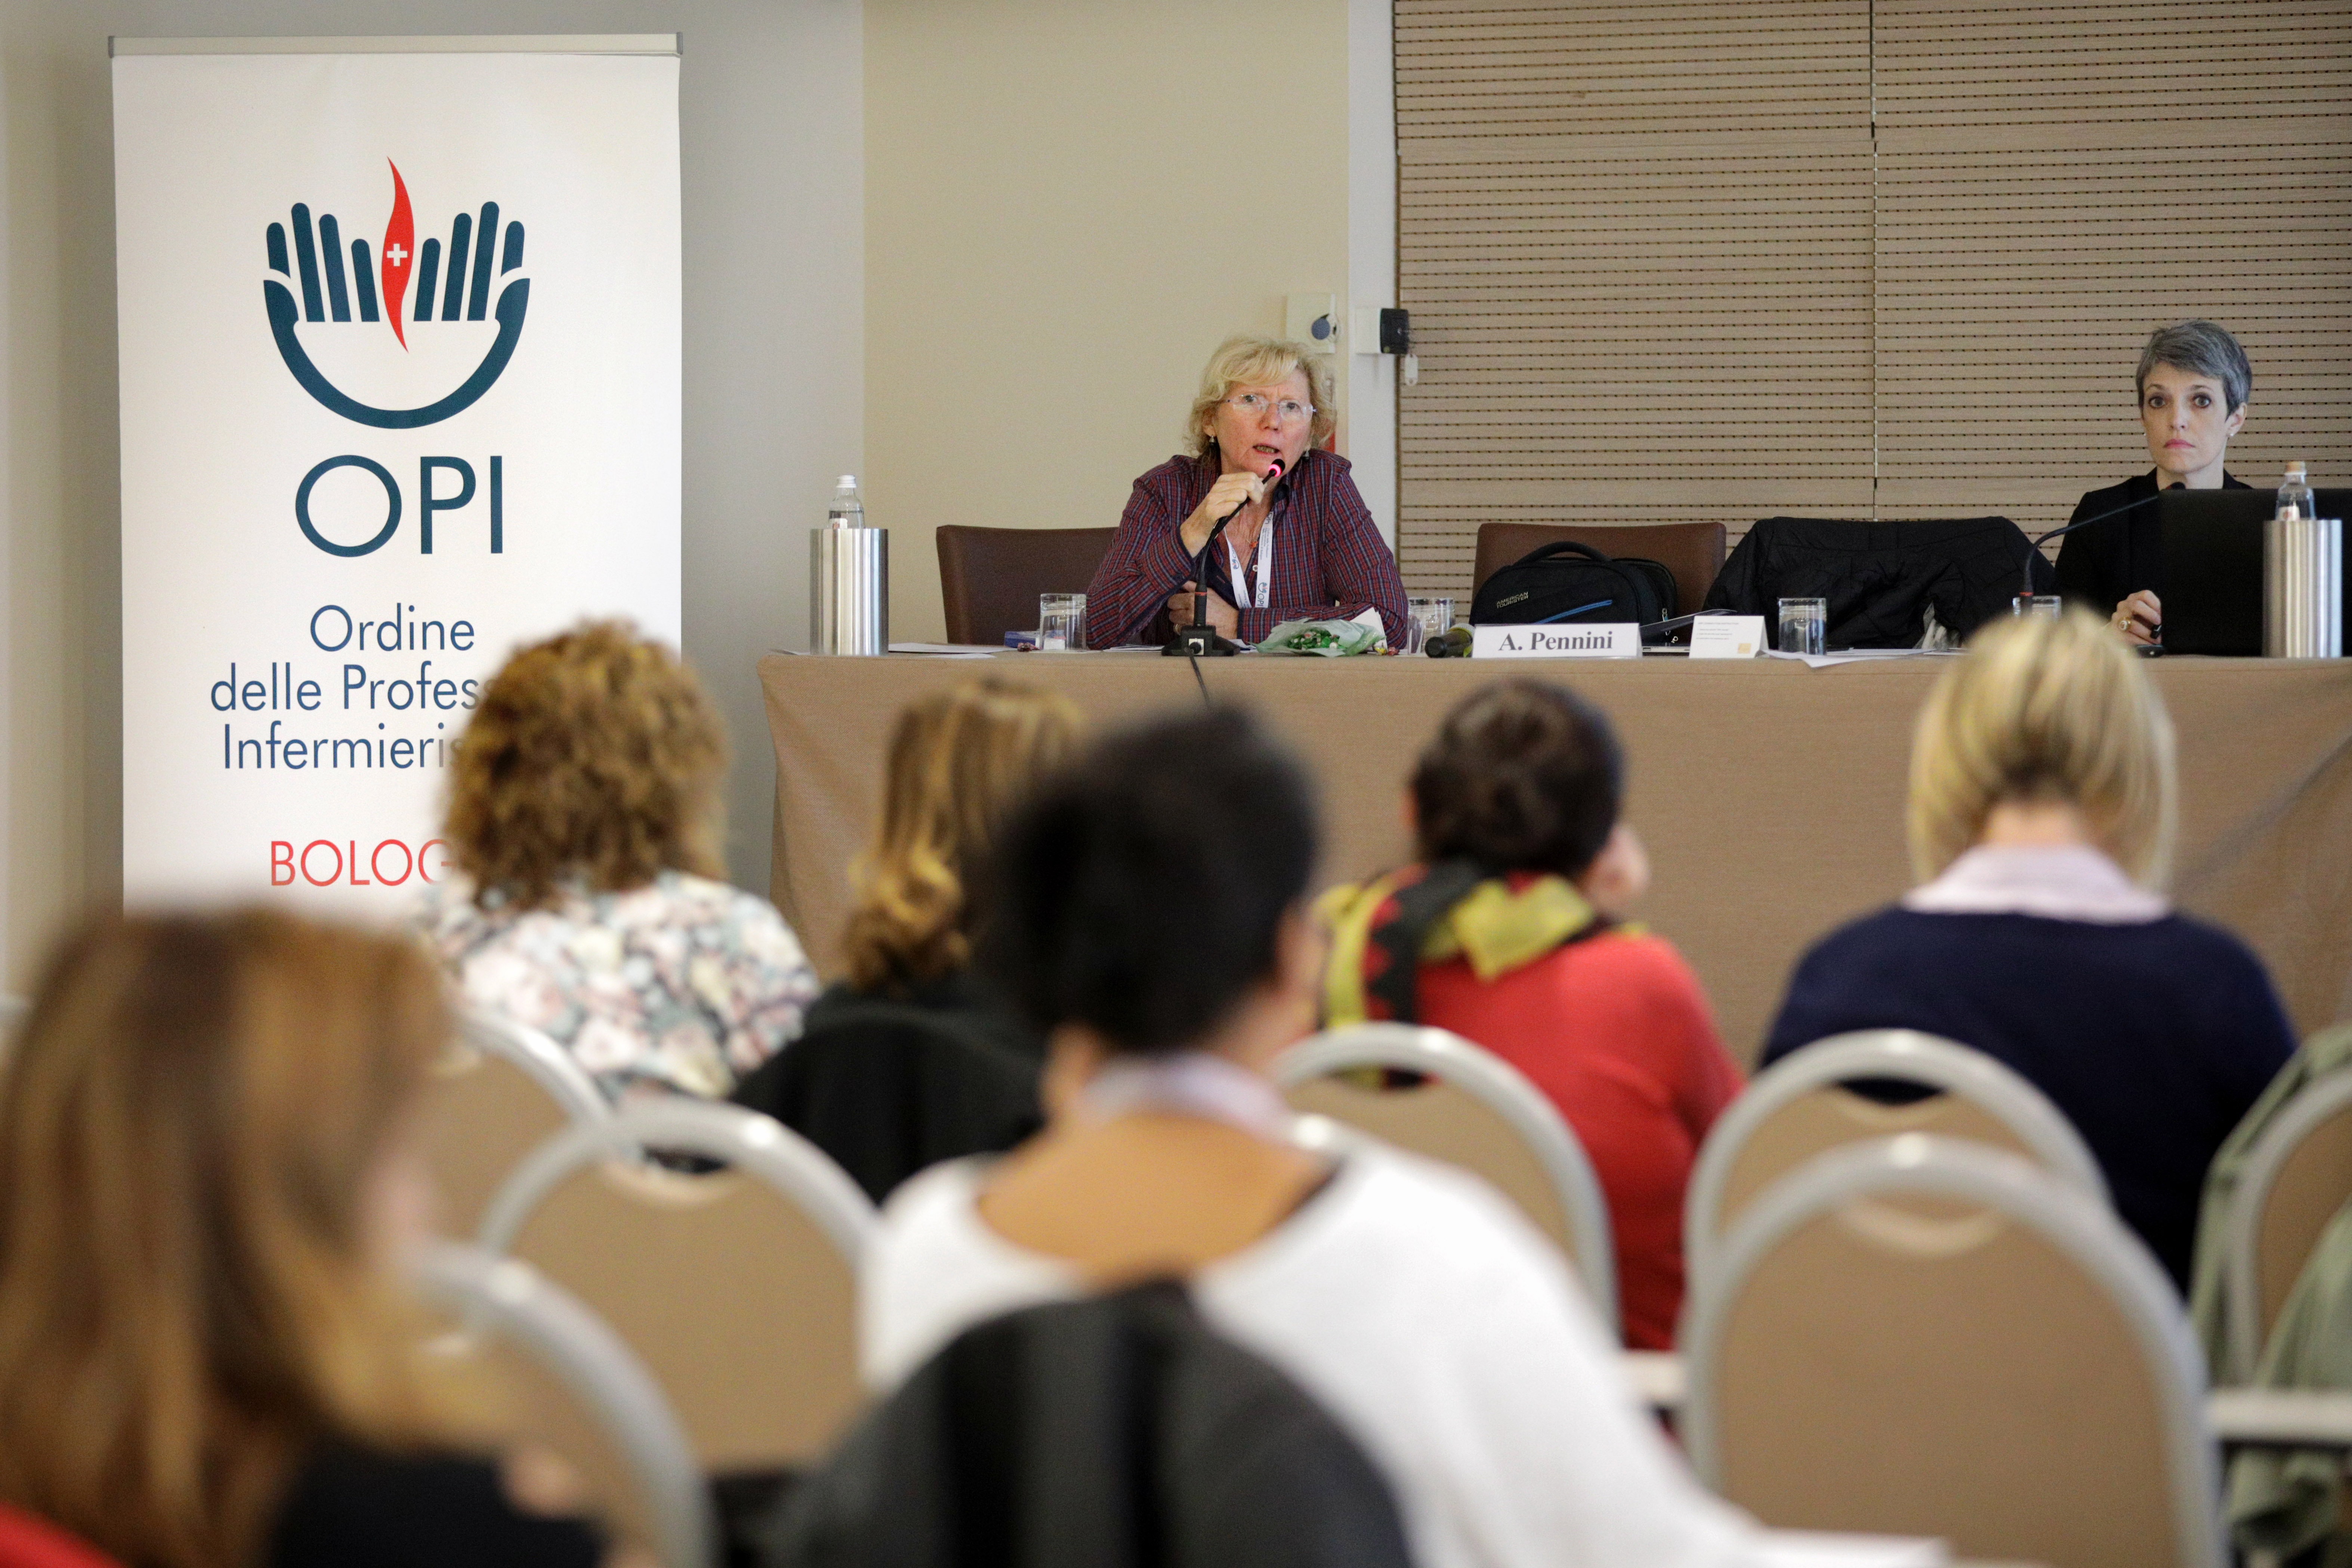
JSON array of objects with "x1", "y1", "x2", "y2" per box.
[
  {"x1": 414, "y1": 1244, "x2": 710, "y2": 1568},
  {"x1": 479, "y1": 1100, "x2": 874, "y2": 1472},
  {"x1": 2224, "y1": 1069, "x2": 2352, "y2": 1380},
  {"x1": 1684, "y1": 1136, "x2": 2219, "y2": 1568},
  {"x1": 1687, "y1": 1030, "x2": 2106, "y2": 1290},
  {"x1": 421, "y1": 1012, "x2": 608, "y2": 1237},
  {"x1": 1275, "y1": 1023, "x2": 1616, "y2": 1336}
]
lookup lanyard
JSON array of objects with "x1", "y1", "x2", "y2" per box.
[{"x1": 1224, "y1": 516, "x2": 1274, "y2": 610}]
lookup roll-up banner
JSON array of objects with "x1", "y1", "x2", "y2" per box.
[{"x1": 112, "y1": 36, "x2": 682, "y2": 912}]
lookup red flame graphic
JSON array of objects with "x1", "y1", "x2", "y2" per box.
[{"x1": 382, "y1": 161, "x2": 415, "y2": 349}]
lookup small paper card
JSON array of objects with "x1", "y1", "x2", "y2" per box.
[
  {"x1": 1471, "y1": 623, "x2": 1642, "y2": 660},
  {"x1": 1688, "y1": 615, "x2": 1767, "y2": 658}
]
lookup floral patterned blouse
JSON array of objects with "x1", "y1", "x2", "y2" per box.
[{"x1": 419, "y1": 869, "x2": 819, "y2": 1105}]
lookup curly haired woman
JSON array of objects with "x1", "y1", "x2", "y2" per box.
[{"x1": 419, "y1": 620, "x2": 817, "y2": 1104}]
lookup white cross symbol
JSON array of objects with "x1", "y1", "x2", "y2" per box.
[{"x1": 386, "y1": 243, "x2": 408, "y2": 266}]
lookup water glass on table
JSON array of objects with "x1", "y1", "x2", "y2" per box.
[
  {"x1": 1777, "y1": 597, "x2": 1827, "y2": 656},
  {"x1": 1038, "y1": 593, "x2": 1087, "y2": 651},
  {"x1": 2013, "y1": 595, "x2": 2062, "y2": 619},
  {"x1": 1405, "y1": 596, "x2": 1454, "y2": 655}
]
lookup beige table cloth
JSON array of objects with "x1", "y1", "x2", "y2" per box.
[{"x1": 762, "y1": 652, "x2": 2352, "y2": 1065}]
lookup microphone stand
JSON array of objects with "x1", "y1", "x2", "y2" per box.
[
  {"x1": 2018, "y1": 487, "x2": 2173, "y2": 641},
  {"x1": 1163, "y1": 462, "x2": 1281, "y2": 659}
]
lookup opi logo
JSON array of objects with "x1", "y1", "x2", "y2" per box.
[{"x1": 263, "y1": 162, "x2": 530, "y2": 429}]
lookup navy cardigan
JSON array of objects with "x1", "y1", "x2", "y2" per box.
[{"x1": 1761, "y1": 908, "x2": 2296, "y2": 1291}]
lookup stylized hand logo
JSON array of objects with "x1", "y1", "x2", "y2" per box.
[{"x1": 263, "y1": 161, "x2": 530, "y2": 429}]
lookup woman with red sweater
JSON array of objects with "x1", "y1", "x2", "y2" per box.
[{"x1": 1319, "y1": 679, "x2": 1741, "y2": 1349}]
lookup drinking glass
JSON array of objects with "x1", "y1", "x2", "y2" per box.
[
  {"x1": 2013, "y1": 594, "x2": 2062, "y2": 619},
  {"x1": 1038, "y1": 593, "x2": 1086, "y2": 651},
  {"x1": 1777, "y1": 597, "x2": 1827, "y2": 655},
  {"x1": 1405, "y1": 596, "x2": 1454, "y2": 655}
]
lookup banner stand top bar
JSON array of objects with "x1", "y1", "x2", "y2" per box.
[{"x1": 111, "y1": 35, "x2": 680, "y2": 58}]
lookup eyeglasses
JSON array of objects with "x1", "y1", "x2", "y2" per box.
[{"x1": 1223, "y1": 392, "x2": 1316, "y2": 426}]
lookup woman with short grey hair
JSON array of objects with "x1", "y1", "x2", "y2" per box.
[{"x1": 2053, "y1": 320, "x2": 2256, "y2": 647}]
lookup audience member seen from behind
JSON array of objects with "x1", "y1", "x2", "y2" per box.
[
  {"x1": 1319, "y1": 680, "x2": 1743, "y2": 1350},
  {"x1": 862, "y1": 708, "x2": 1785, "y2": 1568},
  {"x1": 734, "y1": 677, "x2": 1082, "y2": 1201},
  {"x1": 0, "y1": 910, "x2": 626, "y2": 1568},
  {"x1": 1083, "y1": 334, "x2": 1409, "y2": 648},
  {"x1": 2054, "y1": 319, "x2": 2257, "y2": 647},
  {"x1": 1762, "y1": 609, "x2": 2294, "y2": 1289},
  {"x1": 423, "y1": 620, "x2": 817, "y2": 1105}
]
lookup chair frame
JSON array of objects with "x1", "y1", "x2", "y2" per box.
[
  {"x1": 1274, "y1": 1022, "x2": 1618, "y2": 1336},
  {"x1": 477, "y1": 1098, "x2": 876, "y2": 1265},
  {"x1": 413, "y1": 1242, "x2": 715, "y2": 1568},
  {"x1": 1682, "y1": 1135, "x2": 2222, "y2": 1568},
  {"x1": 2221, "y1": 1068, "x2": 2352, "y2": 1383},
  {"x1": 1685, "y1": 1029, "x2": 2107, "y2": 1289},
  {"x1": 459, "y1": 1009, "x2": 611, "y2": 1126}
]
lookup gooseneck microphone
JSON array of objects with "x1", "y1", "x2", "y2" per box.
[
  {"x1": 1163, "y1": 458, "x2": 1283, "y2": 659},
  {"x1": 2020, "y1": 487, "x2": 2174, "y2": 601}
]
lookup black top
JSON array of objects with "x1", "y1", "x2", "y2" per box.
[
  {"x1": 2052, "y1": 468, "x2": 2254, "y2": 615},
  {"x1": 731, "y1": 970, "x2": 1044, "y2": 1203},
  {"x1": 1760, "y1": 908, "x2": 2296, "y2": 1290},
  {"x1": 268, "y1": 1443, "x2": 604, "y2": 1568}
]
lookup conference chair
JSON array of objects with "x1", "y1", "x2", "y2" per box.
[
  {"x1": 2221, "y1": 1069, "x2": 2352, "y2": 1384},
  {"x1": 477, "y1": 1099, "x2": 875, "y2": 1472},
  {"x1": 1682, "y1": 1135, "x2": 2222, "y2": 1568},
  {"x1": 413, "y1": 1242, "x2": 713, "y2": 1568},
  {"x1": 936, "y1": 525, "x2": 1120, "y2": 646},
  {"x1": 420, "y1": 1009, "x2": 610, "y2": 1238},
  {"x1": 1685, "y1": 1029, "x2": 2106, "y2": 1290},
  {"x1": 1273, "y1": 1022, "x2": 1618, "y2": 1337},
  {"x1": 1470, "y1": 521, "x2": 1726, "y2": 617}
]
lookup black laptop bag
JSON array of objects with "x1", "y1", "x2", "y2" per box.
[{"x1": 1471, "y1": 540, "x2": 1677, "y2": 627}]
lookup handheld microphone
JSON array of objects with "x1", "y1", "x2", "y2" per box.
[{"x1": 1163, "y1": 458, "x2": 1285, "y2": 659}]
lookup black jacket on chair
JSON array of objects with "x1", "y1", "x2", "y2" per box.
[
  {"x1": 731, "y1": 973, "x2": 1043, "y2": 1204},
  {"x1": 1705, "y1": 515, "x2": 2049, "y2": 648},
  {"x1": 760, "y1": 1284, "x2": 1415, "y2": 1568}
]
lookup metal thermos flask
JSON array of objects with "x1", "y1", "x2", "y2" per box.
[
  {"x1": 809, "y1": 475, "x2": 888, "y2": 655},
  {"x1": 2265, "y1": 463, "x2": 2342, "y2": 658}
]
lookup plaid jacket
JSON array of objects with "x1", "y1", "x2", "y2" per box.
[{"x1": 1084, "y1": 449, "x2": 1410, "y2": 649}]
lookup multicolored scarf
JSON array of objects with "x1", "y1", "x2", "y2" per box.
[{"x1": 1317, "y1": 859, "x2": 1614, "y2": 1027}]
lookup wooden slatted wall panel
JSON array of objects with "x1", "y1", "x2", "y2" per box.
[
  {"x1": 1395, "y1": 1, "x2": 1874, "y2": 596},
  {"x1": 1876, "y1": 2, "x2": 2352, "y2": 533}
]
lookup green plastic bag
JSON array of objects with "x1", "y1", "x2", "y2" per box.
[{"x1": 1255, "y1": 617, "x2": 1384, "y2": 657}]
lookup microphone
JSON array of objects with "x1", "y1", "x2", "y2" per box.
[{"x1": 1164, "y1": 459, "x2": 1284, "y2": 658}]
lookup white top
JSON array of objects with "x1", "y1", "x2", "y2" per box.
[
  {"x1": 864, "y1": 1143, "x2": 1927, "y2": 1568},
  {"x1": 1901, "y1": 843, "x2": 2168, "y2": 925}
]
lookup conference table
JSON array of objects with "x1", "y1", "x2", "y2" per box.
[{"x1": 760, "y1": 651, "x2": 2352, "y2": 1065}]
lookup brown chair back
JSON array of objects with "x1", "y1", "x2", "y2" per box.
[
  {"x1": 1471, "y1": 522, "x2": 1727, "y2": 616},
  {"x1": 1687, "y1": 1140, "x2": 2220, "y2": 1568},
  {"x1": 420, "y1": 1047, "x2": 584, "y2": 1238},
  {"x1": 500, "y1": 1158, "x2": 865, "y2": 1470},
  {"x1": 2254, "y1": 1096, "x2": 2352, "y2": 1351},
  {"x1": 936, "y1": 525, "x2": 1121, "y2": 645}
]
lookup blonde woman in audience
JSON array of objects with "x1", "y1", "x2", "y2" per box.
[
  {"x1": 422, "y1": 620, "x2": 817, "y2": 1104},
  {"x1": 0, "y1": 910, "x2": 624, "y2": 1568},
  {"x1": 734, "y1": 677, "x2": 1082, "y2": 1200},
  {"x1": 863, "y1": 708, "x2": 1865, "y2": 1568},
  {"x1": 1762, "y1": 608, "x2": 2294, "y2": 1290}
]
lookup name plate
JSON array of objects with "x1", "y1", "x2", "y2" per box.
[
  {"x1": 1472, "y1": 623, "x2": 1642, "y2": 660},
  {"x1": 1688, "y1": 615, "x2": 1766, "y2": 658}
]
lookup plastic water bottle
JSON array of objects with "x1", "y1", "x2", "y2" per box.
[
  {"x1": 2278, "y1": 461, "x2": 2315, "y2": 522},
  {"x1": 2265, "y1": 461, "x2": 2341, "y2": 658},
  {"x1": 826, "y1": 475, "x2": 865, "y2": 528}
]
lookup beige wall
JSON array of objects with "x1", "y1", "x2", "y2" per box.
[
  {"x1": 865, "y1": 0, "x2": 1353, "y2": 644},
  {"x1": 2, "y1": 0, "x2": 864, "y2": 991}
]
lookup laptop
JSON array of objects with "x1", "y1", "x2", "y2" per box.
[{"x1": 2156, "y1": 488, "x2": 2351, "y2": 655}]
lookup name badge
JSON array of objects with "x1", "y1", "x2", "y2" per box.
[
  {"x1": 1688, "y1": 615, "x2": 1766, "y2": 658},
  {"x1": 1471, "y1": 623, "x2": 1642, "y2": 660}
]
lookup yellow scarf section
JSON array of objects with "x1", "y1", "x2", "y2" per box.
[{"x1": 1317, "y1": 869, "x2": 1607, "y2": 1028}]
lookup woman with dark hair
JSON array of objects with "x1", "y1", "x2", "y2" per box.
[
  {"x1": 2054, "y1": 320, "x2": 2258, "y2": 647},
  {"x1": 859, "y1": 708, "x2": 1782, "y2": 1568},
  {"x1": 1319, "y1": 679, "x2": 1741, "y2": 1350}
]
